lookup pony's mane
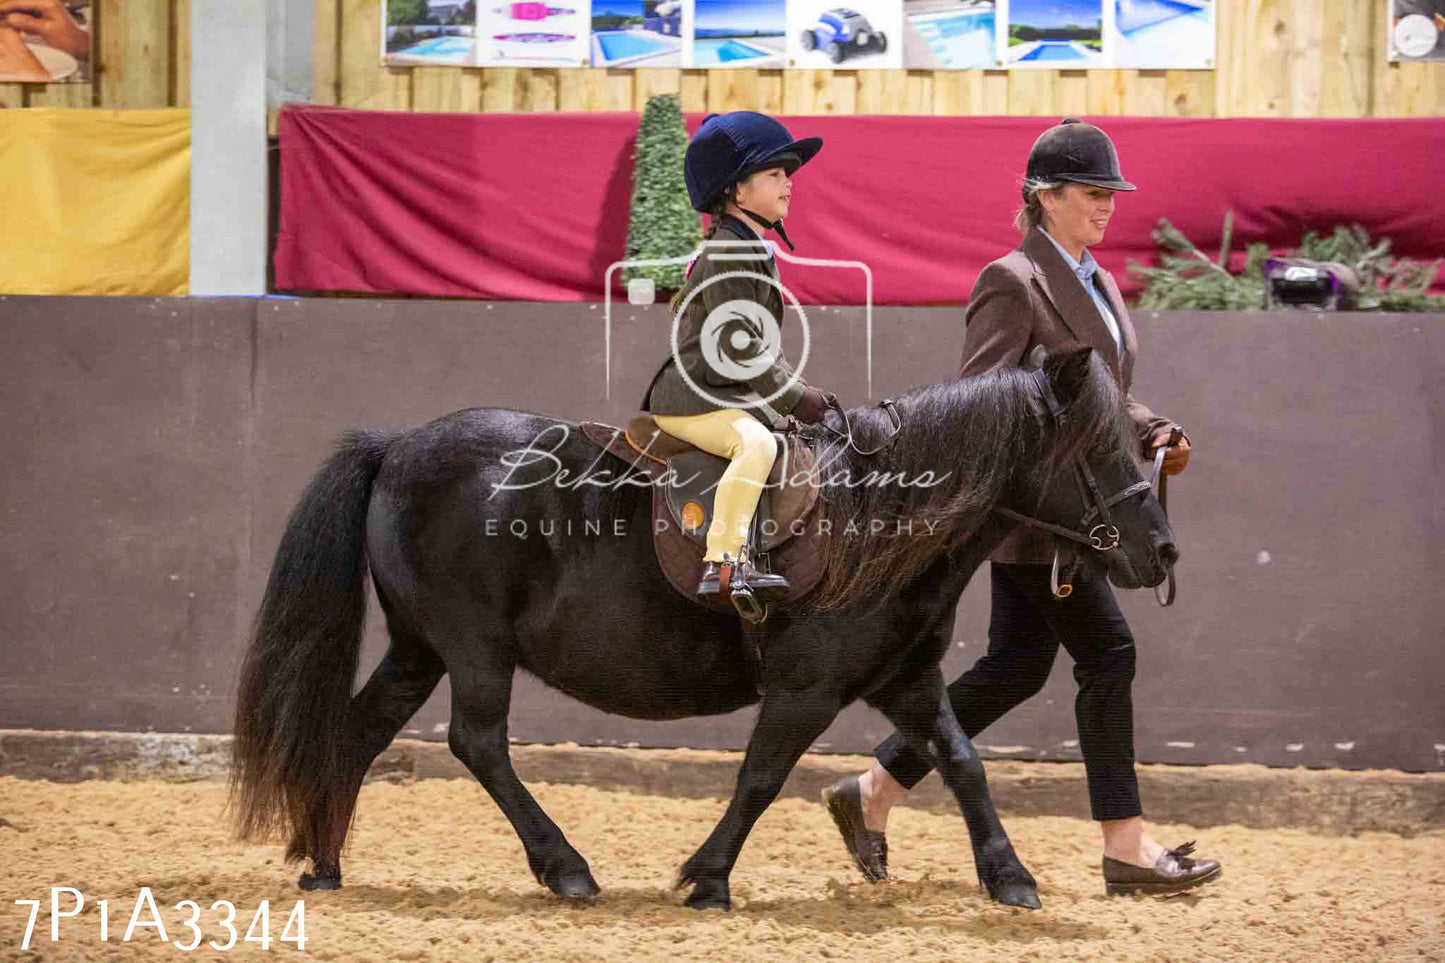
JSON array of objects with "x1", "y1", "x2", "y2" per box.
[{"x1": 803, "y1": 352, "x2": 1129, "y2": 611}]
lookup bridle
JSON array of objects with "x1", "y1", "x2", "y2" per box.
[{"x1": 991, "y1": 372, "x2": 1176, "y2": 605}]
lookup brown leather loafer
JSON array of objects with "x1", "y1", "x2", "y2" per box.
[
  {"x1": 821, "y1": 775, "x2": 888, "y2": 883},
  {"x1": 1103, "y1": 841, "x2": 1222, "y2": 896}
]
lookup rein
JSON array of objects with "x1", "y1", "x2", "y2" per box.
[
  {"x1": 1149, "y1": 426, "x2": 1182, "y2": 606},
  {"x1": 816, "y1": 396, "x2": 902, "y2": 457}
]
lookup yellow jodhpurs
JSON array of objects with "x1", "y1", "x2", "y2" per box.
[{"x1": 653, "y1": 410, "x2": 778, "y2": 564}]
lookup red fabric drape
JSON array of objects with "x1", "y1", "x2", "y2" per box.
[{"x1": 275, "y1": 105, "x2": 1445, "y2": 304}]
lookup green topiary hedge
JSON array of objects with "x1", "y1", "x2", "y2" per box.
[{"x1": 623, "y1": 94, "x2": 701, "y2": 294}]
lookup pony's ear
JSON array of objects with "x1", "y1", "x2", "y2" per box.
[
  {"x1": 1023, "y1": 344, "x2": 1049, "y2": 371},
  {"x1": 1046, "y1": 346, "x2": 1094, "y2": 400}
]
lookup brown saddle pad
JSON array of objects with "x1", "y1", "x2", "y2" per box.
[
  {"x1": 626, "y1": 413, "x2": 819, "y2": 549},
  {"x1": 651, "y1": 488, "x2": 829, "y2": 612},
  {"x1": 577, "y1": 418, "x2": 829, "y2": 611}
]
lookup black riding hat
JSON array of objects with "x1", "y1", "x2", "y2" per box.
[
  {"x1": 1025, "y1": 118, "x2": 1136, "y2": 192},
  {"x1": 684, "y1": 111, "x2": 823, "y2": 213}
]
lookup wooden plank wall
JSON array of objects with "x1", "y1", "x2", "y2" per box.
[{"x1": 1, "y1": 0, "x2": 1440, "y2": 116}]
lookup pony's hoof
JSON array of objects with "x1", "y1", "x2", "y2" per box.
[
  {"x1": 549, "y1": 872, "x2": 601, "y2": 900},
  {"x1": 297, "y1": 872, "x2": 342, "y2": 892},
  {"x1": 988, "y1": 881, "x2": 1042, "y2": 910},
  {"x1": 683, "y1": 885, "x2": 732, "y2": 911}
]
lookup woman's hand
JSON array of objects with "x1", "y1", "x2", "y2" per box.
[
  {"x1": 1155, "y1": 434, "x2": 1192, "y2": 476},
  {"x1": 0, "y1": 0, "x2": 90, "y2": 59}
]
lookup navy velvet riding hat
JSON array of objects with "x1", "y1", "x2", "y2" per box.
[{"x1": 684, "y1": 112, "x2": 823, "y2": 213}]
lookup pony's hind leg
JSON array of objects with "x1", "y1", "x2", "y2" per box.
[
  {"x1": 872, "y1": 667, "x2": 1040, "y2": 909},
  {"x1": 446, "y1": 655, "x2": 601, "y2": 900},
  {"x1": 296, "y1": 632, "x2": 445, "y2": 891}
]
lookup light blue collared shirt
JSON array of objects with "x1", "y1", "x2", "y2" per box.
[{"x1": 1039, "y1": 228, "x2": 1121, "y2": 357}]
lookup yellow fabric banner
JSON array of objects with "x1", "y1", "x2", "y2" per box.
[{"x1": 0, "y1": 108, "x2": 190, "y2": 296}]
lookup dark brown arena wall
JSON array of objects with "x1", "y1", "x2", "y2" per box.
[{"x1": 1, "y1": 295, "x2": 1441, "y2": 772}]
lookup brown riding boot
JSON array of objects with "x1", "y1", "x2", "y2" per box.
[
  {"x1": 735, "y1": 557, "x2": 790, "y2": 602},
  {"x1": 697, "y1": 554, "x2": 736, "y2": 597}
]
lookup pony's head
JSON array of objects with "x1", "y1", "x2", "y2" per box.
[
  {"x1": 1003, "y1": 345, "x2": 1176, "y2": 591},
  {"x1": 805, "y1": 343, "x2": 1175, "y2": 611}
]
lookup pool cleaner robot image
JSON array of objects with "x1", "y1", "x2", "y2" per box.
[{"x1": 800, "y1": 8, "x2": 887, "y2": 63}]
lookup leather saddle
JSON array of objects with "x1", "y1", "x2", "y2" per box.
[{"x1": 578, "y1": 414, "x2": 830, "y2": 613}]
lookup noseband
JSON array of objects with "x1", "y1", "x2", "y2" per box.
[{"x1": 991, "y1": 372, "x2": 1172, "y2": 604}]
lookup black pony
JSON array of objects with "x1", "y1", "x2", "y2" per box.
[{"x1": 231, "y1": 347, "x2": 1174, "y2": 912}]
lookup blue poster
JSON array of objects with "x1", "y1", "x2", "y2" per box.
[
  {"x1": 693, "y1": 0, "x2": 786, "y2": 67},
  {"x1": 1112, "y1": 0, "x2": 1214, "y2": 69},
  {"x1": 1007, "y1": 0, "x2": 1104, "y2": 66}
]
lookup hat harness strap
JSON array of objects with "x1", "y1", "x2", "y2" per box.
[{"x1": 737, "y1": 206, "x2": 796, "y2": 252}]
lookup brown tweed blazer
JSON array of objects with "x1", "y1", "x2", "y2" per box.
[{"x1": 963, "y1": 227, "x2": 1180, "y2": 564}]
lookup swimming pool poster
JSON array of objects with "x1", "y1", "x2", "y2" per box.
[
  {"x1": 1111, "y1": 0, "x2": 1214, "y2": 68},
  {"x1": 1389, "y1": 0, "x2": 1445, "y2": 60},
  {"x1": 789, "y1": 1, "x2": 902, "y2": 69},
  {"x1": 1005, "y1": 0, "x2": 1104, "y2": 66},
  {"x1": 903, "y1": 0, "x2": 997, "y2": 69},
  {"x1": 694, "y1": 0, "x2": 786, "y2": 67},
  {"x1": 384, "y1": 0, "x2": 479, "y2": 65},
  {"x1": 592, "y1": 0, "x2": 685, "y2": 66}
]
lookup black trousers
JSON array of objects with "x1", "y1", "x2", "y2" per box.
[{"x1": 875, "y1": 562, "x2": 1142, "y2": 822}]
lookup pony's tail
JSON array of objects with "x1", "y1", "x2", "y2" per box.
[{"x1": 230, "y1": 429, "x2": 396, "y2": 863}]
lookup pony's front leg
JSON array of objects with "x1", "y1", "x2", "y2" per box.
[
  {"x1": 878, "y1": 667, "x2": 1041, "y2": 909},
  {"x1": 676, "y1": 688, "x2": 840, "y2": 910}
]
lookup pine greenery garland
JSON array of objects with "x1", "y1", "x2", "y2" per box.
[
  {"x1": 1128, "y1": 214, "x2": 1444, "y2": 312},
  {"x1": 624, "y1": 94, "x2": 701, "y2": 293},
  {"x1": 1129, "y1": 213, "x2": 1269, "y2": 311}
]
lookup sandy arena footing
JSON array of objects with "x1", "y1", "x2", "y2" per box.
[{"x1": 1, "y1": 772, "x2": 1442, "y2": 962}]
